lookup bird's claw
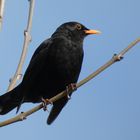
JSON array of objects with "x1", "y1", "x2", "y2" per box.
[
  {"x1": 41, "y1": 98, "x2": 52, "y2": 112},
  {"x1": 66, "y1": 83, "x2": 77, "y2": 99}
]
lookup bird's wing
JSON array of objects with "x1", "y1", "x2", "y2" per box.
[
  {"x1": 47, "y1": 96, "x2": 69, "y2": 125},
  {"x1": 30, "y1": 39, "x2": 51, "y2": 62},
  {"x1": 22, "y1": 38, "x2": 51, "y2": 84}
]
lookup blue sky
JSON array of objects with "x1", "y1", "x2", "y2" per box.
[{"x1": 0, "y1": 0, "x2": 140, "y2": 139}]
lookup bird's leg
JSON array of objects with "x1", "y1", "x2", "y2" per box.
[
  {"x1": 41, "y1": 97, "x2": 52, "y2": 111},
  {"x1": 66, "y1": 83, "x2": 77, "y2": 99}
]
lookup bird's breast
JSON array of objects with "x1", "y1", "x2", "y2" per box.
[
  {"x1": 46, "y1": 41, "x2": 84, "y2": 86},
  {"x1": 55, "y1": 43, "x2": 83, "y2": 73}
]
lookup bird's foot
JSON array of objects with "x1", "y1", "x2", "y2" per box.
[
  {"x1": 66, "y1": 83, "x2": 77, "y2": 99},
  {"x1": 41, "y1": 98, "x2": 52, "y2": 111}
]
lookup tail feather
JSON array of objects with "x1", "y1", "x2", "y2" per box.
[
  {"x1": 47, "y1": 96, "x2": 69, "y2": 125},
  {"x1": 0, "y1": 85, "x2": 22, "y2": 115}
]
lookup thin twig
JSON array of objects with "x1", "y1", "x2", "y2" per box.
[
  {"x1": 0, "y1": 37, "x2": 139, "y2": 127},
  {"x1": 0, "y1": 0, "x2": 5, "y2": 30},
  {"x1": 7, "y1": 0, "x2": 35, "y2": 91}
]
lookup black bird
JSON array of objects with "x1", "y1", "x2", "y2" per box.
[{"x1": 0, "y1": 22, "x2": 100, "y2": 124}]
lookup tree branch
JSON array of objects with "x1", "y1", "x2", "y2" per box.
[
  {"x1": 0, "y1": 0, "x2": 5, "y2": 30},
  {"x1": 0, "y1": 37, "x2": 139, "y2": 127},
  {"x1": 7, "y1": 0, "x2": 35, "y2": 91}
]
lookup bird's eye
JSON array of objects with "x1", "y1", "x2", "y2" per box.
[{"x1": 75, "y1": 24, "x2": 82, "y2": 30}]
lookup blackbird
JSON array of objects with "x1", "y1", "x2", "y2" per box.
[{"x1": 0, "y1": 21, "x2": 100, "y2": 124}]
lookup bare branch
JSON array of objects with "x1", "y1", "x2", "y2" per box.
[
  {"x1": 0, "y1": 37, "x2": 139, "y2": 127},
  {"x1": 0, "y1": 0, "x2": 5, "y2": 30},
  {"x1": 7, "y1": 0, "x2": 35, "y2": 91}
]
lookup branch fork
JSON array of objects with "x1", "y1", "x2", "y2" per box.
[
  {"x1": 113, "y1": 54, "x2": 123, "y2": 62},
  {"x1": 24, "y1": 30, "x2": 32, "y2": 42}
]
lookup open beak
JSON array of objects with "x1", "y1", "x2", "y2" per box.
[{"x1": 84, "y1": 29, "x2": 101, "y2": 35}]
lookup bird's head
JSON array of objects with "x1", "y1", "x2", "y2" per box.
[{"x1": 52, "y1": 21, "x2": 101, "y2": 43}]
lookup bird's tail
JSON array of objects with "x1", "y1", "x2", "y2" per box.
[
  {"x1": 47, "y1": 96, "x2": 69, "y2": 125},
  {"x1": 0, "y1": 85, "x2": 22, "y2": 115}
]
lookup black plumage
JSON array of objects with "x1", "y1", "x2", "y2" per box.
[{"x1": 0, "y1": 22, "x2": 100, "y2": 124}]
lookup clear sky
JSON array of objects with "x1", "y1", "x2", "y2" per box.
[{"x1": 0, "y1": 0, "x2": 140, "y2": 140}]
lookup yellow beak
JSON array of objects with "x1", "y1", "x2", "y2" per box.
[{"x1": 84, "y1": 29, "x2": 101, "y2": 35}]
